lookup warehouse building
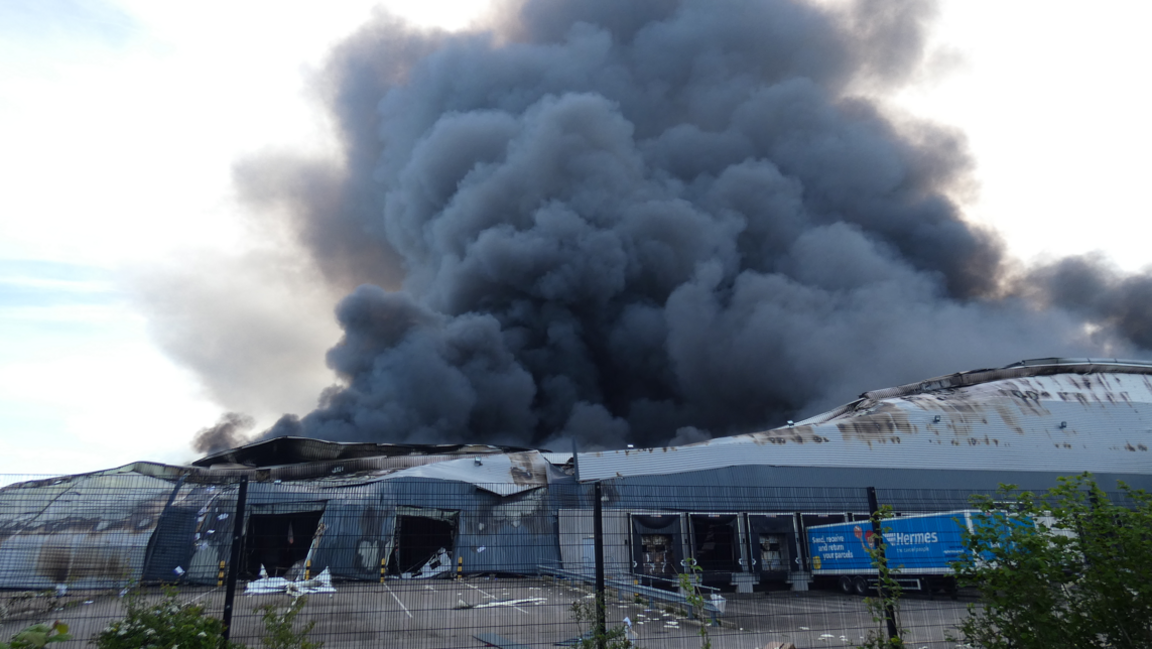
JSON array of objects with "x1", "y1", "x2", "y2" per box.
[{"x1": 2, "y1": 357, "x2": 1150, "y2": 592}]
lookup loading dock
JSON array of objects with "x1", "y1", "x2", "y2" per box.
[
  {"x1": 629, "y1": 513, "x2": 686, "y2": 583},
  {"x1": 745, "y1": 513, "x2": 801, "y2": 582},
  {"x1": 687, "y1": 512, "x2": 748, "y2": 581}
]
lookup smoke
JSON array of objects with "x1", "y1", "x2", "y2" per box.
[
  {"x1": 193, "y1": 412, "x2": 255, "y2": 454},
  {"x1": 226, "y1": 0, "x2": 1146, "y2": 450},
  {"x1": 131, "y1": 244, "x2": 345, "y2": 426},
  {"x1": 1018, "y1": 254, "x2": 1152, "y2": 351}
]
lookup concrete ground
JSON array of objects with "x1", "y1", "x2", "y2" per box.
[{"x1": 1, "y1": 578, "x2": 971, "y2": 649}]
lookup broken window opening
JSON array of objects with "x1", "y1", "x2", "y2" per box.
[
  {"x1": 392, "y1": 514, "x2": 457, "y2": 578},
  {"x1": 244, "y1": 511, "x2": 323, "y2": 579}
]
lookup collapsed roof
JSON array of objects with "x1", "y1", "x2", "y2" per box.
[{"x1": 193, "y1": 438, "x2": 540, "y2": 469}]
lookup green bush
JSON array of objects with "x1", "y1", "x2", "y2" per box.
[
  {"x1": 256, "y1": 597, "x2": 322, "y2": 649},
  {"x1": 677, "y1": 558, "x2": 712, "y2": 649},
  {"x1": 953, "y1": 473, "x2": 1152, "y2": 649},
  {"x1": 0, "y1": 621, "x2": 70, "y2": 649},
  {"x1": 857, "y1": 506, "x2": 904, "y2": 649},
  {"x1": 569, "y1": 597, "x2": 634, "y2": 649},
  {"x1": 93, "y1": 587, "x2": 238, "y2": 649}
]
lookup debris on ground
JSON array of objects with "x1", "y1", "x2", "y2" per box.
[{"x1": 245, "y1": 567, "x2": 336, "y2": 596}]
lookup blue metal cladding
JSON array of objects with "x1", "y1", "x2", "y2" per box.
[
  {"x1": 311, "y1": 496, "x2": 395, "y2": 581},
  {"x1": 308, "y1": 478, "x2": 563, "y2": 577},
  {"x1": 597, "y1": 465, "x2": 1152, "y2": 513}
]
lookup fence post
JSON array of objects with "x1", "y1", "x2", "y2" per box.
[
  {"x1": 867, "y1": 486, "x2": 900, "y2": 644},
  {"x1": 593, "y1": 480, "x2": 606, "y2": 648},
  {"x1": 222, "y1": 476, "x2": 249, "y2": 643}
]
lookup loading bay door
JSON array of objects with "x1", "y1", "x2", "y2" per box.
[
  {"x1": 629, "y1": 512, "x2": 686, "y2": 583},
  {"x1": 745, "y1": 513, "x2": 801, "y2": 581},
  {"x1": 687, "y1": 512, "x2": 749, "y2": 579}
]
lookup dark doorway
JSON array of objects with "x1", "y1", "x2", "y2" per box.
[
  {"x1": 392, "y1": 515, "x2": 456, "y2": 576},
  {"x1": 244, "y1": 511, "x2": 323, "y2": 578},
  {"x1": 690, "y1": 514, "x2": 742, "y2": 572}
]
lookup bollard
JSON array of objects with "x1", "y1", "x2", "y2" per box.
[
  {"x1": 380, "y1": 557, "x2": 387, "y2": 583},
  {"x1": 304, "y1": 559, "x2": 311, "y2": 581},
  {"x1": 217, "y1": 560, "x2": 225, "y2": 587},
  {"x1": 457, "y1": 556, "x2": 463, "y2": 580}
]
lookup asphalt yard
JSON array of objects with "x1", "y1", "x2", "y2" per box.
[{"x1": 1, "y1": 577, "x2": 970, "y2": 649}]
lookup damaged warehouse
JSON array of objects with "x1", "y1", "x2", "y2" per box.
[
  {"x1": 0, "y1": 445, "x2": 571, "y2": 591},
  {"x1": 3, "y1": 358, "x2": 1152, "y2": 594}
]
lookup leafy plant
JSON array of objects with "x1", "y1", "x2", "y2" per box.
[
  {"x1": 570, "y1": 596, "x2": 634, "y2": 649},
  {"x1": 0, "y1": 621, "x2": 71, "y2": 649},
  {"x1": 256, "y1": 597, "x2": 323, "y2": 649},
  {"x1": 952, "y1": 473, "x2": 1152, "y2": 649},
  {"x1": 677, "y1": 558, "x2": 712, "y2": 649},
  {"x1": 857, "y1": 506, "x2": 904, "y2": 649},
  {"x1": 92, "y1": 586, "x2": 239, "y2": 649}
]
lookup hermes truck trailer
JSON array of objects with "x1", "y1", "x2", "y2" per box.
[{"x1": 805, "y1": 510, "x2": 979, "y2": 595}]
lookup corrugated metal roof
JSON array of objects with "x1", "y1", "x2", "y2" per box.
[
  {"x1": 384, "y1": 451, "x2": 555, "y2": 496},
  {"x1": 577, "y1": 360, "x2": 1152, "y2": 482}
]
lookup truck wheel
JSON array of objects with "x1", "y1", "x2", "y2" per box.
[
  {"x1": 853, "y1": 576, "x2": 869, "y2": 596},
  {"x1": 838, "y1": 576, "x2": 853, "y2": 594}
]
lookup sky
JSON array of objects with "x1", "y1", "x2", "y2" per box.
[{"x1": 1, "y1": 0, "x2": 1150, "y2": 477}]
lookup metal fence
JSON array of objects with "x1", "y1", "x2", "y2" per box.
[{"x1": 0, "y1": 472, "x2": 1059, "y2": 648}]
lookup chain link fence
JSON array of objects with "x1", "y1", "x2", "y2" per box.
[{"x1": 0, "y1": 471, "x2": 1059, "y2": 648}]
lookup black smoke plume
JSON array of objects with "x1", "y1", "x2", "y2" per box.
[
  {"x1": 192, "y1": 412, "x2": 255, "y2": 454},
  {"x1": 237, "y1": 0, "x2": 1143, "y2": 450}
]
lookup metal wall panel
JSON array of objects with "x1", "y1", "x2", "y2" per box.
[
  {"x1": 557, "y1": 508, "x2": 630, "y2": 577},
  {"x1": 0, "y1": 473, "x2": 180, "y2": 589}
]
